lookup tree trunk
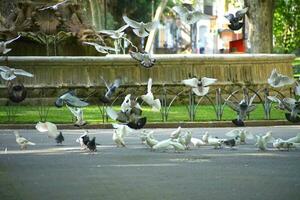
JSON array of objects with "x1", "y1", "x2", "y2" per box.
[{"x1": 244, "y1": 0, "x2": 275, "y2": 53}]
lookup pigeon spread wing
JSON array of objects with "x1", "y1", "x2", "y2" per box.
[
  {"x1": 172, "y1": 5, "x2": 189, "y2": 16},
  {"x1": 123, "y1": 16, "x2": 141, "y2": 29},
  {"x1": 14, "y1": 69, "x2": 34, "y2": 77},
  {"x1": 235, "y1": 7, "x2": 248, "y2": 20},
  {"x1": 144, "y1": 21, "x2": 159, "y2": 32}
]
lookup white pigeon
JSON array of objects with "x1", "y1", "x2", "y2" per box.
[
  {"x1": 172, "y1": 5, "x2": 204, "y2": 25},
  {"x1": 190, "y1": 137, "x2": 206, "y2": 147},
  {"x1": 121, "y1": 94, "x2": 132, "y2": 112},
  {"x1": 207, "y1": 137, "x2": 223, "y2": 149},
  {"x1": 0, "y1": 66, "x2": 34, "y2": 81},
  {"x1": 286, "y1": 133, "x2": 300, "y2": 143},
  {"x1": 145, "y1": 131, "x2": 158, "y2": 148},
  {"x1": 225, "y1": 129, "x2": 253, "y2": 144},
  {"x1": 0, "y1": 35, "x2": 21, "y2": 55},
  {"x1": 39, "y1": 0, "x2": 69, "y2": 10},
  {"x1": 255, "y1": 131, "x2": 275, "y2": 151},
  {"x1": 182, "y1": 77, "x2": 217, "y2": 96},
  {"x1": 14, "y1": 131, "x2": 36, "y2": 150},
  {"x1": 273, "y1": 138, "x2": 295, "y2": 150},
  {"x1": 152, "y1": 139, "x2": 184, "y2": 152},
  {"x1": 170, "y1": 126, "x2": 182, "y2": 139},
  {"x1": 112, "y1": 124, "x2": 133, "y2": 147},
  {"x1": 267, "y1": 69, "x2": 294, "y2": 88},
  {"x1": 177, "y1": 131, "x2": 192, "y2": 149},
  {"x1": 66, "y1": 105, "x2": 86, "y2": 127},
  {"x1": 35, "y1": 121, "x2": 64, "y2": 144},
  {"x1": 141, "y1": 78, "x2": 161, "y2": 111},
  {"x1": 99, "y1": 25, "x2": 129, "y2": 39},
  {"x1": 202, "y1": 132, "x2": 209, "y2": 144},
  {"x1": 83, "y1": 42, "x2": 117, "y2": 54},
  {"x1": 140, "y1": 130, "x2": 153, "y2": 144},
  {"x1": 123, "y1": 16, "x2": 159, "y2": 38}
]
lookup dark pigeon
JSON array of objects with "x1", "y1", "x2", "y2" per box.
[
  {"x1": 55, "y1": 132, "x2": 64, "y2": 144},
  {"x1": 87, "y1": 137, "x2": 97, "y2": 152},
  {"x1": 225, "y1": 7, "x2": 248, "y2": 31}
]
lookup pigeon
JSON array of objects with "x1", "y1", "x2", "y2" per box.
[
  {"x1": 145, "y1": 131, "x2": 158, "y2": 149},
  {"x1": 83, "y1": 42, "x2": 117, "y2": 54},
  {"x1": 87, "y1": 137, "x2": 97, "y2": 152},
  {"x1": 177, "y1": 131, "x2": 192, "y2": 149},
  {"x1": 140, "y1": 130, "x2": 153, "y2": 144},
  {"x1": 225, "y1": 7, "x2": 248, "y2": 30},
  {"x1": 55, "y1": 91, "x2": 89, "y2": 108},
  {"x1": 267, "y1": 96, "x2": 286, "y2": 110},
  {"x1": 223, "y1": 138, "x2": 238, "y2": 149},
  {"x1": 170, "y1": 126, "x2": 182, "y2": 139},
  {"x1": 172, "y1": 5, "x2": 204, "y2": 25},
  {"x1": 76, "y1": 131, "x2": 90, "y2": 149},
  {"x1": 39, "y1": 0, "x2": 69, "y2": 11},
  {"x1": 7, "y1": 82, "x2": 27, "y2": 103},
  {"x1": 99, "y1": 77, "x2": 121, "y2": 103},
  {"x1": 202, "y1": 132, "x2": 209, "y2": 144},
  {"x1": 99, "y1": 25, "x2": 129, "y2": 39},
  {"x1": 0, "y1": 66, "x2": 34, "y2": 81},
  {"x1": 152, "y1": 139, "x2": 185, "y2": 152},
  {"x1": 286, "y1": 133, "x2": 300, "y2": 143},
  {"x1": 0, "y1": 35, "x2": 21, "y2": 55},
  {"x1": 122, "y1": 16, "x2": 159, "y2": 38},
  {"x1": 35, "y1": 121, "x2": 64, "y2": 144},
  {"x1": 112, "y1": 124, "x2": 133, "y2": 147},
  {"x1": 254, "y1": 131, "x2": 275, "y2": 151},
  {"x1": 207, "y1": 137, "x2": 223, "y2": 149},
  {"x1": 273, "y1": 138, "x2": 295, "y2": 151},
  {"x1": 225, "y1": 129, "x2": 253, "y2": 144},
  {"x1": 267, "y1": 69, "x2": 295, "y2": 88},
  {"x1": 141, "y1": 78, "x2": 161, "y2": 111},
  {"x1": 14, "y1": 131, "x2": 36, "y2": 150},
  {"x1": 182, "y1": 77, "x2": 217, "y2": 96},
  {"x1": 190, "y1": 137, "x2": 206, "y2": 147},
  {"x1": 226, "y1": 95, "x2": 257, "y2": 126},
  {"x1": 129, "y1": 51, "x2": 156, "y2": 68},
  {"x1": 66, "y1": 105, "x2": 87, "y2": 127}
]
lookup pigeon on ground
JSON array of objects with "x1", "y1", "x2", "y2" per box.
[
  {"x1": 55, "y1": 91, "x2": 89, "y2": 108},
  {"x1": 267, "y1": 69, "x2": 295, "y2": 88},
  {"x1": 112, "y1": 124, "x2": 133, "y2": 147},
  {"x1": 172, "y1": 5, "x2": 204, "y2": 25},
  {"x1": 83, "y1": 42, "x2": 117, "y2": 54},
  {"x1": 76, "y1": 131, "x2": 90, "y2": 149},
  {"x1": 35, "y1": 122, "x2": 64, "y2": 144},
  {"x1": 0, "y1": 35, "x2": 21, "y2": 55},
  {"x1": 66, "y1": 105, "x2": 87, "y2": 127},
  {"x1": 122, "y1": 16, "x2": 159, "y2": 38},
  {"x1": 152, "y1": 139, "x2": 185, "y2": 152},
  {"x1": 190, "y1": 137, "x2": 206, "y2": 147},
  {"x1": 254, "y1": 131, "x2": 275, "y2": 151},
  {"x1": 141, "y1": 78, "x2": 161, "y2": 111},
  {"x1": 99, "y1": 25, "x2": 129, "y2": 39},
  {"x1": 225, "y1": 7, "x2": 248, "y2": 31},
  {"x1": 39, "y1": 0, "x2": 69, "y2": 11},
  {"x1": 226, "y1": 94, "x2": 257, "y2": 126},
  {"x1": 129, "y1": 51, "x2": 156, "y2": 68},
  {"x1": 14, "y1": 131, "x2": 36, "y2": 150},
  {"x1": 145, "y1": 131, "x2": 158, "y2": 149},
  {"x1": 223, "y1": 138, "x2": 238, "y2": 149},
  {"x1": 177, "y1": 131, "x2": 192, "y2": 149},
  {"x1": 0, "y1": 66, "x2": 33, "y2": 81},
  {"x1": 140, "y1": 130, "x2": 153, "y2": 144},
  {"x1": 286, "y1": 133, "x2": 300, "y2": 143},
  {"x1": 273, "y1": 138, "x2": 295, "y2": 151},
  {"x1": 182, "y1": 77, "x2": 217, "y2": 96},
  {"x1": 202, "y1": 132, "x2": 209, "y2": 144},
  {"x1": 87, "y1": 137, "x2": 97, "y2": 152},
  {"x1": 99, "y1": 77, "x2": 121, "y2": 103},
  {"x1": 170, "y1": 126, "x2": 182, "y2": 139},
  {"x1": 207, "y1": 137, "x2": 223, "y2": 149},
  {"x1": 225, "y1": 129, "x2": 253, "y2": 144}
]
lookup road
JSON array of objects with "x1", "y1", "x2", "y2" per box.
[{"x1": 0, "y1": 126, "x2": 300, "y2": 200}]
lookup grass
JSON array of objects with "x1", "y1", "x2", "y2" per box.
[{"x1": 0, "y1": 104, "x2": 286, "y2": 124}]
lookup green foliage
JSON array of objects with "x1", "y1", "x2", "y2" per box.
[{"x1": 273, "y1": 0, "x2": 300, "y2": 53}]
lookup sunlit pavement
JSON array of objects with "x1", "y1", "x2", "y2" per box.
[{"x1": 1, "y1": 126, "x2": 300, "y2": 200}]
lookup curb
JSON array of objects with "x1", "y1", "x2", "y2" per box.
[{"x1": 0, "y1": 120, "x2": 299, "y2": 129}]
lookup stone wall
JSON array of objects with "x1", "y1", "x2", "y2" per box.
[{"x1": 0, "y1": 54, "x2": 296, "y2": 105}]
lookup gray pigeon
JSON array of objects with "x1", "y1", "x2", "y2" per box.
[
  {"x1": 99, "y1": 77, "x2": 121, "y2": 103},
  {"x1": 55, "y1": 91, "x2": 89, "y2": 108},
  {"x1": 172, "y1": 5, "x2": 205, "y2": 25},
  {"x1": 0, "y1": 66, "x2": 33, "y2": 81},
  {"x1": 267, "y1": 69, "x2": 294, "y2": 88},
  {"x1": 129, "y1": 51, "x2": 156, "y2": 68}
]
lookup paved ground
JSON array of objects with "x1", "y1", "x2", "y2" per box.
[{"x1": 0, "y1": 126, "x2": 300, "y2": 200}]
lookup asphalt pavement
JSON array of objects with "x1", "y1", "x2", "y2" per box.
[{"x1": 0, "y1": 126, "x2": 300, "y2": 200}]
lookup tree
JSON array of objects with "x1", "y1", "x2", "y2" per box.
[
  {"x1": 273, "y1": 0, "x2": 300, "y2": 53},
  {"x1": 244, "y1": 0, "x2": 275, "y2": 53}
]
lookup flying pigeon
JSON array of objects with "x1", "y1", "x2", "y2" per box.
[
  {"x1": 76, "y1": 131, "x2": 90, "y2": 149},
  {"x1": 35, "y1": 121, "x2": 64, "y2": 144},
  {"x1": 226, "y1": 94, "x2": 257, "y2": 126},
  {"x1": 0, "y1": 35, "x2": 21, "y2": 55},
  {"x1": 39, "y1": 0, "x2": 69, "y2": 11},
  {"x1": 225, "y1": 129, "x2": 253, "y2": 144},
  {"x1": 83, "y1": 42, "x2": 117, "y2": 54},
  {"x1": 7, "y1": 82, "x2": 27, "y2": 103},
  {"x1": 172, "y1": 5, "x2": 204, "y2": 25},
  {"x1": 122, "y1": 16, "x2": 159, "y2": 38},
  {"x1": 0, "y1": 66, "x2": 33, "y2": 81},
  {"x1": 129, "y1": 51, "x2": 156, "y2": 68},
  {"x1": 141, "y1": 78, "x2": 161, "y2": 111},
  {"x1": 99, "y1": 25, "x2": 129, "y2": 39},
  {"x1": 225, "y1": 7, "x2": 248, "y2": 31},
  {"x1": 254, "y1": 131, "x2": 275, "y2": 151},
  {"x1": 14, "y1": 131, "x2": 36, "y2": 150},
  {"x1": 66, "y1": 105, "x2": 87, "y2": 127},
  {"x1": 182, "y1": 77, "x2": 217, "y2": 96},
  {"x1": 87, "y1": 137, "x2": 97, "y2": 152},
  {"x1": 55, "y1": 91, "x2": 89, "y2": 108},
  {"x1": 267, "y1": 69, "x2": 295, "y2": 88},
  {"x1": 99, "y1": 77, "x2": 121, "y2": 103}
]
